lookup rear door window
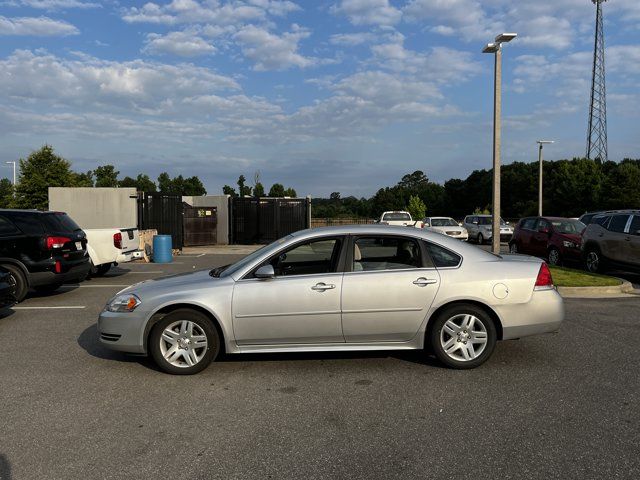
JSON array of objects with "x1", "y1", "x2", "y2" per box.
[
  {"x1": 521, "y1": 218, "x2": 536, "y2": 230},
  {"x1": 424, "y1": 242, "x2": 462, "y2": 268},
  {"x1": 354, "y1": 236, "x2": 422, "y2": 271},
  {"x1": 40, "y1": 213, "x2": 82, "y2": 233},
  {"x1": 0, "y1": 216, "x2": 21, "y2": 236},
  {"x1": 608, "y1": 215, "x2": 630, "y2": 233}
]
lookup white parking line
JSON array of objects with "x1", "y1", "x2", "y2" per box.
[
  {"x1": 14, "y1": 306, "x2": 86, "y2": 310},
  {"x1": 196, "y1": 253, "x2": 206, "y2": 257}
]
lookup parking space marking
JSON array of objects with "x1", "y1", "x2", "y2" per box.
[{"x1": 14, "y1": 306, "x2": 86, "y2": 310}]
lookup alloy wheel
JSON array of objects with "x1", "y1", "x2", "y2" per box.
[
  {"x1": 509, "y1": 243, "x2": 518, "y2": 254},
  {"x1": 159, "y1": 320, "x2": 209, "y2": 368},
  {"x1": 440, "y1": 314, "x2": 488, "y2": 362},
  {"x1": 586, "y1": 251, "x2": 600, "y2": 273},
  {"x1": 548, "y1": 248, "x2": 560, "y2": 266}
]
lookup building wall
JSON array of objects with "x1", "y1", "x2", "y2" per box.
[
  {"x1": 48, "y1": 187, "x2": 138, "y2": 229},
  {"x1": 182, "y1": 195, "x2": 230, "y2": 244}
]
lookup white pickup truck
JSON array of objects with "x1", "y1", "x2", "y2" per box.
[
  {"x1": 377, "y1": 211, "x2": 424, "y2": 228},
  {"x1": 85, "y1": 228, "x2": 142, "y2": 276}
]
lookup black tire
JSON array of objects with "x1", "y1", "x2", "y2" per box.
[
  {"x1": 509, "y1": 242, "x2": 518, "y2": 254},
  {"x1": 2, "y1": 264, "x2": 28, "y2": 303},
  {"x1": 547, "y1": 247, "x2": 562, "y2": 266},
  {"x1": 478, "y1": 233, "x2": 485, "y2": 245},
  {"x1": 96, "y1": 264, "x2": 111, "y2": 276},
  {"x1": 149, "y1": 309, "x2": 220, "y2": 375},
  {"x1": 429, "y1": 303, "x2": 497, "y2": 369},
  {"x1": 34, "y1": 284, "x2": 62, "y2": 293},
  {"x1": 585, "y1": 247, "x2": 605, "y2": 273}
]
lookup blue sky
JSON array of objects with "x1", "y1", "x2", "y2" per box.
[{"x1": 1, "y1": 0, "x2": 639, "y2": 197}]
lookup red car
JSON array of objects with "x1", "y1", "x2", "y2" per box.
[{"x1": 509, "y1": 217, "x2": 586, "y2": 266}]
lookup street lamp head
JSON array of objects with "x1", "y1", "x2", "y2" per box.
[
  {"x1": 483, "y1": 43, "x2": 500, "y2": 54},
  {"x1": 536, "y1": 140, "x2": 555, "y2": 145},
  {"x1": 495, "y1": 33, "x2": 517, "y2": 43}
]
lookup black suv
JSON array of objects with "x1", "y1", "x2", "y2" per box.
[{"x1": 0, "y1": 209, "x2": 90, "y2": 301}]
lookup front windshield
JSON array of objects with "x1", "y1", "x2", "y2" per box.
[
  {"x1": 478, "y1": 217, "x2": 507, "y2": 226},
  {"x1": 551, "y1": 219, "x2": 586, "y2": 234},
  {"x1": 431, "y1": 218, "x2": 458, "y2": 227},
  {"x1": 219, "y1": 235, "x2": 293, "y2": 278},
  {"x1": 383, "y1": 212, "x2": 411, "y2": 221}
]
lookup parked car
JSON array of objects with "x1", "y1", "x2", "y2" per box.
[
  {"x1": 581, "y1": 210, "x2": 640, "y2": 274},
  {"x1": 423, "y1": 217, "x2": 468, "y2": 241},
  {"x1": 85, "y1": 228, "x2": 142, "y2": 276},
  {"x1": 377, "y1": 211, "x2": 423, "y2": 228},
  {"x1": 0, "y1": 209, "x2": 90, "y2": 302},
  {"x1": 0, "y1": 266, "x2": 17, "y2": 309},
  {"x1": 509, "y1": 217, "x2": 586, "y2": 266},
  {"x1": 98, "y1": 225, "x2": 563, "y2": 375},
  {"x1": 463, "y1": 215, "x2": 513, "y2": 244}
]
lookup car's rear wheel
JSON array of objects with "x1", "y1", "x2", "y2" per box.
[
  {"x1": 3, "y1": 264, "x2": 27, "y2": 302},
  {"x1": 430, "y1": 304, "x2": 497, "y2": 369},
  {"x1": 585, "y1": 248, "x2": 604, "y2": 273},
  {"x1": 509, "y1": 243, "x2": 518, "y2": 254},
  {"x1": 548, "y1": 247, "x2": 561, "y2": 266},
  {"x1": 478, "y1": 233, "x2": 485, "y2": 245},
  {"x1": 96, "y1": 264, "x2": 111, "y2": 276},
  {"x1": 149, "y1": 309, "x2": 220, "y2": 375}
]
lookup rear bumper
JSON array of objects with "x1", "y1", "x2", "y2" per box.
[
  {"x1": 29, "y1": 258, "x2": 91, "y2": 286},
  {"x1": 496, "y1": 288, "x2": 564, "y2": 340},
  {"x1": 116, "y1": 249, "x2": 143, "y2": 264}
]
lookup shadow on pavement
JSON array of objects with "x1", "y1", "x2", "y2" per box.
[
  {"x1": 0, "y1": 454, "x2": 12, "y2": 480},
  {"x1": 0, "y1": 308, "x2": 15, "y2": 321}
]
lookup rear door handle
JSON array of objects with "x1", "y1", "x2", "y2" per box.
[
  {"x1": 311, "y1": 282, "x2": 335, "y2": 292},
  {"x1": 413, "y1": 277, "x2": 437, "y2": 287}
]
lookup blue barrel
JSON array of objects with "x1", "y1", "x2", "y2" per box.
[{"x1": 153, "y1": 235, "x2": 173, "y2": 263}]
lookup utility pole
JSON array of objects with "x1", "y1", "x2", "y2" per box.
[
  {"x1": 536, "y1": 141, "x2": 554, "y2": 217},
  {"x1": 586, "y1": 0, "x2": 608, "y2": 162}
]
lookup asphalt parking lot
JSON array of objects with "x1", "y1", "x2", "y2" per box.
[{"x1": 1, "y1": 252, "x2": 639, "y2": 480}]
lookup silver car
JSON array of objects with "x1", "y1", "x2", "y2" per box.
[
  {"x1": 463, "y1": 215, "x2": 514, "y2": 244},
  {"x1": 98, "y1": 226, "x2": 563, "y2": 375}
]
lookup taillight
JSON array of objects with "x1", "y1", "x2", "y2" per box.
[
  {"x1": 46, "y1": 236, "x2": 71, "y2": 249},
  {"x1": 534, "y1": 262, "x2": 554, "y2": 290},
  {"x1": 113, "y1": 232, "x2": 122, "y2": 249}
]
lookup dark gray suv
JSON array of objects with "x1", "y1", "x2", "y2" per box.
[{"x1": 581, "y1": 210, "x2": 640, "y2": 274}]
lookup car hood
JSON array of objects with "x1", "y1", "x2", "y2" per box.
[
  {"x1": 557, "y1": 233, "x2": 582, "y2": 243},
  {"x1": 117, "y1": 269, "x2": 221, "y2": 295}
]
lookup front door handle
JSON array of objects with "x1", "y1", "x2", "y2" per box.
[
  {"x1": 413, "y1": 277, "x2": 437, "y2": 287},
  {"x1": 311, "y1": 282, "x2": 335, "y2": 292}
]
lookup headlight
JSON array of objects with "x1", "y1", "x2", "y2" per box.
[
  {"x1": 106, "y1": 294, "x2": 141, "y2": 313},
  {"x1": 563, "y1": 241, "x2": 577, "y2": 248}
]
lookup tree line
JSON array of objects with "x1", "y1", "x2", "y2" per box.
[
  {"x1": 0, "y1": 145, "x2": 207, "y2": 210},
  {"x1": 222, "y1": 173, "x2": 297, "y2": 198},
  {"x1": 312, "y1": 158, "x2": 640, "y2": 219}
]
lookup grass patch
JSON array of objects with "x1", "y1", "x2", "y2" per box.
[{"x1": 549, "y1": 266, "x2": 621, "y2": 287}]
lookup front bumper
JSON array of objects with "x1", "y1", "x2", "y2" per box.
[
  {"x1": 497, "y1": 288, "x2": 564, "y2": 340},
  {"x1": 97, "y1": 309, "x2": 149, "y2": 354}
]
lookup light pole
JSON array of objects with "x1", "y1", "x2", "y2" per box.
[
  {"x1": 483, "y1": 32, "x2": 517, "y2": 254},
  {"x1": 536, "y1": 140, "x2": 554, "y2": 216},
  {"x1": 5, "y1": 161, "x2": 16, "y2": 186}
]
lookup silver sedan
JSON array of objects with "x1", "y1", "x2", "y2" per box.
[{"x1": 98, "y1": 225, "x2": 564, "y2": 375}]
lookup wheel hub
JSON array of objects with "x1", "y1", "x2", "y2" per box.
[{"x1": 177, "y1": 337, "x2": 191, "y2": 349}]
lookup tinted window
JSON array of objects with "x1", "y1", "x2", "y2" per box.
[
  {"x1": 0, "y1": 216, "x2": 20, "y2": 236},
  {"x1": 266, "y1": 238, "x2": 341, "y2": 277},
  {"x1": 425, "y1": 243, "x2": 461, "y2": 268},
  {"x1": 354, "y1": 236, "x2": 422, "y2": 271},
  {"x1": 592, "y1": 215, "x2": 610, "y2": 227},
  {"x1": 431, "y1": 218, "x2": 458, "y2": 227},
  {"x1": 580, "y1": 214, "x2": 595, "y2": 225},
  {"x1": 40, "y1": 213, "x2": 82, "y2": 233},
  {"x1": 521, "y1": 218, "x2": 536, "y2": 230},
  {"x1": 382, "y1": 212, "x2": 411, "y2": 221},
  {"x1": 630, "y1": 216, "x2": 640, "y2": 236},
  {"x1": 478, "y1": 217, "x2": 491, "y2": 225},
  {"x1": 537, "y1": 219, "x2": 551, "y2": 231},
  {"x1": 551, "y1": 219, "x2": 585, "y2": 234},
  {"x1": 608, "y1": 215, "x2": 630, "y2": 233},
  {"x1": 11, "y1": 214, "x2": 45, "y2": 235}
]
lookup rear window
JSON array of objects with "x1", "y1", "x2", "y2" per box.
[
  {"x1": 40, "y1": 213, "x2": 82, "y2": 233},
  {"x1": 382, "y1": 212, "x2": 411, "y2": 221},
  {"x1": 425, "y1": 242, "x2": 461, "y2": 268},
  {"x1": 11, "y1": 214, "x2": 45, "y2": 234},
  {"x1": 0, "y1": 216, "x2": 21, "y2": 236}
]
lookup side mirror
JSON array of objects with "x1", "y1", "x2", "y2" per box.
[
  {"x1": 458, "y1": 222, "x2": 463, "y2": 227},
  {"x1": 255, "y1": 264, "x2": 275, "y2": 279}
]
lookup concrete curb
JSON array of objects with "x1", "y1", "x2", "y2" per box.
[{"x1": 558, "y1": 279, "x2": 639, "y2": 298}]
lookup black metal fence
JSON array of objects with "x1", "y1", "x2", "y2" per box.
[
  {"x1": 137, "y1": 192, "x2": 184, "y2": 248},
  {"x1": 231, "y1": 197, "x2": 310, "y2": 244}
]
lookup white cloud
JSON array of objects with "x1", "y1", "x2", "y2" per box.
[
  {"x1": 329, "y1": 32, "x2": 376, "y2": 46},
  {"x1": 6, "y1": 0, "x2": 100, "y2": 9},
  {"x1": 143, "y1": 30, "x2": 216, "y2": 57},
  {"x1": 330, "y1": 0, "x2": 401, "y2": 26},
  {"x1": 122, "y1": 0, "x2": 269, "y2": 25},
  {"x1": 233, "y1": 24, "x2": 317, "y2": 70},
  {"x1": 0, "y1": 15, "x2": 79, "y2": 36}
]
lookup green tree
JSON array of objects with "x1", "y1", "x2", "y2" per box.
[
  {"x1": 119, "y1": 174, "x2": 157, "y2": 192},
  {"x1": 72, "y1": 170, "x2": 94, "y2": 187},
  {"x1": 0, "y1": 179, "x2": 14, "y2": 208},
  {"x1": 158, "y1": 172, "x2": 173, "y2": 193},
  {"x1": 183, "y1": 176, "x2": 206, "y2": 196},
  {"x1": 223, "y1": 185, "x2": 237, "y2": 197},
  {"x1": 268, "y1": 183, "x2": 285, "y2": 197},
  {"x1": 94, "y1": 165, "x2": 120, "y2": 187},
  {"x1": 284, "y1": 187, "x2": 297, "y2": 197},
  {"x1": 237, "y1": 175, "x2": 251, "y2": 197},
  {"x1": 13, "y1": 145, "x2": 77, "y2": 210},
  {"x1": 407, "y1": 195, "x2": 426, "y2": 220},
  {"x1": 253, "y1": 182, "x2": 265, "y2": 197}
]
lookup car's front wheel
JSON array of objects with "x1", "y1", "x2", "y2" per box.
[
  {"x1": 430, "y1": 304, "x2": 497, "y2": 369},
  {"x1": 548, "y1": 247, "x2": 561, "y2": 266},
  {"x1": 477, "y1": 233, "x2": 485, "y2": 245},
  {"x1": 509, "y1": 243, "x2": 518, "y2": 254},
  {"x1": 585, "y1": 248, "x2": 604, "y2": 273},
  {"x1": 149, "y1": 309, "x2": 220, "y2": 375}
]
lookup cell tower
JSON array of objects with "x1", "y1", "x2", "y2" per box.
[{"x1": 586, "y1": 0, "x2": 608, "y2": 162}]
